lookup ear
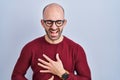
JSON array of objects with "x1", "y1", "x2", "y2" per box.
[
  {"x1": 41, "y1": 19, "x2": 45, "y2": 28},
  {"x1": 63, "y1": 19, "x2": 67, "y2": 28}
]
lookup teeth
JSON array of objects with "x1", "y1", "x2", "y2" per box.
[
  {"x1": 50, "y1": 31, "x2": 58, "y2": 37},
  {"x1": 51, "y1": 31, "x2": 57, "y2": 33}
]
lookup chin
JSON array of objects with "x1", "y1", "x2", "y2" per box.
[
  {"x1": 50, "y1": 35, "x2": 60, "y2": 41},
  {"x1": 50, "y1": 37, "x2": 59, "y2": 41}
]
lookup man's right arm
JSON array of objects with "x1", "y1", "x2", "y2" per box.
[{"x1": 11, "y1": 44, "x2": 32, "y2": 80}]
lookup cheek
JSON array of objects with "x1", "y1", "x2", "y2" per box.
[
  {"x1": 44, "y1": 26, "x2": 49, "y2": 30},
  {"x1": 59, "y1": 27, "x2": 63, "y2": 31}
]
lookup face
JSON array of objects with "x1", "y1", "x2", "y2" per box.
[{"x1": 41, "y1": 5, "x2": 66, "y2": 41}]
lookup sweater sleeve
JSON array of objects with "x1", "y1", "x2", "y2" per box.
[
  {"x1": 67, "y1": 45, "x2": 91, "y2": 80},
  {"x1": 11, "y1": 44, "x2": 32, "y2": 80}
]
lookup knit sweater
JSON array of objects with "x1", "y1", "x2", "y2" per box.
[{"x1": 12, "y1": 36, "x2": 91, "y2": 80}]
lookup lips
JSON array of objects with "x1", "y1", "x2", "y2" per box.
[
  {"x1": 49, "y1": 28, "x2": 59, "y2": 36},
  {"x1": 50, "y1": 30, "x2": 59, "y2": 36}
]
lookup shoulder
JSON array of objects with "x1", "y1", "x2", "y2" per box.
[
  {"x1": 64, "y1": 36, "x2": 86, "y2": 57},
  {"x1": 63, "y1": 36, "x2": 85, "y2": 51},
  {"x1": 22, "y1": 36, "x2": 44, "y2": 50},
  {"x1": 64, "y1": 36, "x2": 81, "y2": 47}
]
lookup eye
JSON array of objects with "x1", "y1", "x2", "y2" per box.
[
  {"x1": 56, "y1": 20, "x2": 64, "y2": 26},
  {"x1": 56, "y1": 20, "x2": 62, "y2": 24},
  {"x1": 44, "y1": 20, "x2": 53, "y2": 27},
  {"x1": 46, "y1": 21, "x2": 52, "y2": 24}
]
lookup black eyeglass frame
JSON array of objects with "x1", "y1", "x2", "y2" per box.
[{"x1": 43, "y1": 20, "x2": 65, "y2": 27}]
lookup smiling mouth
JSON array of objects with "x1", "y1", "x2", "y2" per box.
[
  {"x1": 50, "y1": 31, "x2": 58, "y2": 37},
  {"x1": 50, "y1": 30, "x2": 58, "y2": 34},
  {"x1": 49, "y1": 28, "x2": 59, "y2": 35}
]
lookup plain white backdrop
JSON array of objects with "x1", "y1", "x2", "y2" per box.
[{"x1": 0, "y1": 0, "x2": 120, "y2": 80}]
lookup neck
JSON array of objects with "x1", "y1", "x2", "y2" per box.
[{"x1": 45, "y1": 35, "x2": 64, "y2": 44}]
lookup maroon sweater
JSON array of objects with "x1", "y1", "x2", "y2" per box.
[{"x1": 12, "y1": 36, "x2": 91, "y2": 80}]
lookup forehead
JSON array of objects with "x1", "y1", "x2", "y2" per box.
[{"x1": 43, "y1": 4, "x2": 64, "y2": 20}]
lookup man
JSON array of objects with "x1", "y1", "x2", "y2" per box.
[{"x1": 12, "y1": 3, "x2": 91, "y2": 80}]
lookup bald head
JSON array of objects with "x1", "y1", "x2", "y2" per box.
[{"x1": 42, "y1": 3, "x2": 65, "y2": 20}]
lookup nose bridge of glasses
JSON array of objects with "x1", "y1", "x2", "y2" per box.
[{"x1": 51, "y1": 21, "x2": 58, "y2": 29}]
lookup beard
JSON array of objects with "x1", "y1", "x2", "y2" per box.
[{"x1": 45, "y1": 28, "x2": 63, "y2": 41}]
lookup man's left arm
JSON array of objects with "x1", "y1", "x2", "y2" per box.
[{"x1": 67, "y1": 45, "x2": 91, "y2": 80}]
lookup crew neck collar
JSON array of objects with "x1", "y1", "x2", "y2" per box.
[{"x1": 44, "y1": 35, "x2": 64, "y2": 45}]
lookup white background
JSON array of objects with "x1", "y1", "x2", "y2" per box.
[{"x1": 0, "y1": 0, "x2": 120, "y2": 80}]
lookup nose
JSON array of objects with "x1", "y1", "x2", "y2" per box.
[{"x1": 51, "y1": 22, "x2": 57, "y2": 29}]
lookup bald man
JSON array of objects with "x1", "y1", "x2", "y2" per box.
[{"x1": 11, "y1": 3, "x2": 91, "y2": 80}]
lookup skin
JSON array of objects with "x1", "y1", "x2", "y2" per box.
[
  {"x1": 48, "y1": 76, "x2": 54, "y2": 80},
  {"x1": 38, "y1": 54, "x2": 66, "y2": 78},
  {"x1": 41, "y1": 3, "x2": 67, "y2": 44},
  {"x1": 38, "y1": 3, "x2": 68, "y2": 79}
]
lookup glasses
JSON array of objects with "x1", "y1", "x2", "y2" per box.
[{"x1": 43, "y1": 20, "x2": 65, "y2": 27}]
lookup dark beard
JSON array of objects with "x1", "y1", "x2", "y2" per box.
[{"x1": 45, "y1": 28, "x2": 63, "y2": 41}]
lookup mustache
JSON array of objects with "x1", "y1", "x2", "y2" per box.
[{"x1": 49, "y1": 28, "x2": 60, "y2": 31}]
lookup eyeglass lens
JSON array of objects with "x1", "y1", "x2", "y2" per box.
[{"x1": 44, "y1": 20, "x2": 64, "y2": 27}]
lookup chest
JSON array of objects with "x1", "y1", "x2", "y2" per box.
[{"x1": 32, "y1": 44, "x2": 75, "y2": 72}]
